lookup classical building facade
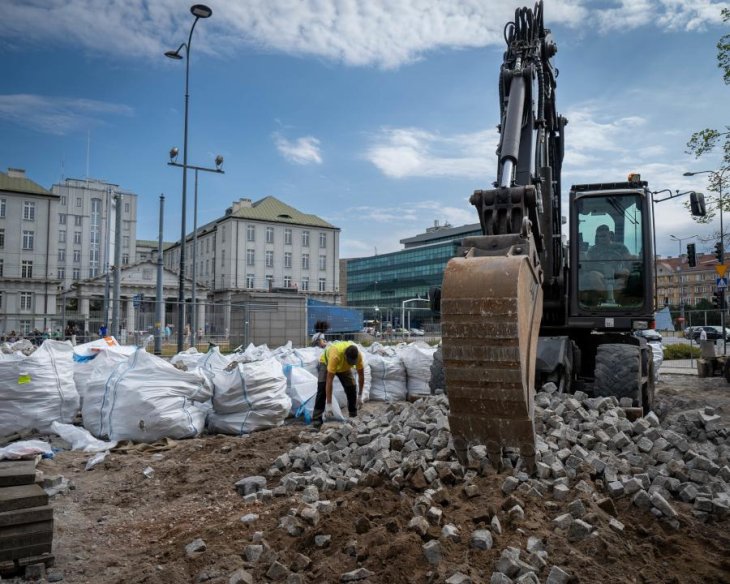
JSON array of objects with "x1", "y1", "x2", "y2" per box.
[
  {"x1": 0, "y1": 168, "x2": 60, "y2": 335},
  {"x1": 656, "y1": 253, "x2": 718, "y2": 307}
]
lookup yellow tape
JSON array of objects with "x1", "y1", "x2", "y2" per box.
[{"x1": 17, "y1": 374, "x2": 31, "y2": 385}]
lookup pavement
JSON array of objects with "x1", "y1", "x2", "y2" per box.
[{"x1": 660, "y1": 359, "x2": 697, "y2": 376}]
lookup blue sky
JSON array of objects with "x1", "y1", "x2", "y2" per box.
[{"x1": 0, "y1": 0, "x2": 728, "y2": 259}]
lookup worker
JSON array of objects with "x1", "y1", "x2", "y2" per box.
[
  {"x1": 312, "y1": 341, "x2": 364, "y2": 428},
  {"x1": 700, "y1": 328, "x2": 708, "y2": 341},
  {"x1": 311, "y1": 332, "x2": 327, "y2": 348},
  {"x1": 581, "y1": 224, "x2": 634, "y2": 305}
]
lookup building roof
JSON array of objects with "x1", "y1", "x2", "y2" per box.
[
  {"x1": 136, "y1": 239, "x2": 176, "y2": 250},
  {"x1": 0, "y1": 170, "x2": 54, "y2": 197},
  {"x1": 225, "y1": 196, "x2": 337, "y2": 229},
  {"x1": 400, "y1": 222, "x2": 481, "y2": 248},
  {"x1": 656, "y1": 254, "x2": 717, "y2": 274}
]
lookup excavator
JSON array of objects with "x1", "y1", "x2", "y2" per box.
[{"x1": 431, "y1": 2, "x2": 702, "y2": 471}]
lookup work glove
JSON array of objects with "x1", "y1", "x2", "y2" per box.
[
  {"x1": 324, "y1": 403, "x2": 334, "y2": 421},
  {"x1": 357, "y1": 395, "x2": 363, "y2": 408}
]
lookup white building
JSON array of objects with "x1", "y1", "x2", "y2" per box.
[
  {"x1": 50, "y1": 178, "x2": 138, "y2": 287},
  {"x1": 0, "y1": 168, "x2": 60, "y2": 335}
]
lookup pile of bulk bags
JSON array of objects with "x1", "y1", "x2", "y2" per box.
[{"x1": 400, "y1": 342, "x2": 437, "y2": 397}]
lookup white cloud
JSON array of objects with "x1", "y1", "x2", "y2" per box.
[
  {"x1": 0, "y1": 1, "x2": 724, "y2": 69},
  {"x1": 0, "y1": 94, "x2": 133, "y2": 135},
  {"x1": 273, "y1": 134, "x2": 323, "y2": 165},
  {"x1": 366, "y1": 127, "x2": 498, "y2": 179}
]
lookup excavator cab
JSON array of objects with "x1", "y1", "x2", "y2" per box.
[{"x1": 569, "y1": 180, "x2": 655, "y2": 327}]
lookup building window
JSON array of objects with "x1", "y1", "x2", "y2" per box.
[
  {"x1": 19, "y1": 320, "x2": 31, "y2": 335},
  {"x1": 247, "y1": 249, "x2": 255, "y2": 266},
  {"x1": 284, "y1": 275, "x2": 292, "y2": 288},
  {"x1": 221, "y1": 225, "x2": 226, "y2": 243},
  {"x1": 124, "y1": 202, "x2": 130, "y2": 213},
  {"x1": 57, "y1": 266, "x2": 65, "y2": 279},
  {"x1": 266, "y1": 227, "x2": 274, "y2": 243},
  {"x1": 284, "y1": 252, "x2": 292, "y2": 268},
  {"x1": 301, "y1": 277, "x2": 309, "y2": 291},
  {"x1": 0, "y1": 259, "x2": 3, "y2": 277},
  {"x1": 74, "y1": 231, "x2": 82, "y2": 245},
  {"x1": 319, "y1": 255, "x2": 327, "y2": 270},
  {"x1": 247, "y1": 225, "x2": 255, "y2": 242},
  {"x1": 285, "y1": 228, "x2": 292, "y2": 245},
  {"x1": 0, "y1": 228, "x2": 3, "y2": 248},
  {"x1": 123, "y1": 220, "x2": 130, "y2": 231},
  {"x1": 302, "y1": 254, "x2": 309, "y2": 270},
  {"x1": 0, "y1": 291, "x2": 3, "y2": 309},
  {"x1": 75, "y1": 215, "x2": 82, "y2": 226},
  {"x1": 221, "y1": 249, "x2": 225, "y2": 267},
  {"x1": 265, "y1": 274, "x2": 274, "y2": 288},
  {"x1": 246, "y1": 273, "x2": 255, "y2": 288},
  {"x1": 59, "y1": 213, "x2": 66, "y2": 225},
  {"x1": 58, "y1": 249, "x2": 66, "y2": 262},
  {"x1": 122, "y1": 254, "x2": 129, "y2": 265},
  {"x1": 22, "y1": 231, "x2": 34, "y2": 250},
  {"x1": 73, "y1": 268, "x2": 80, "y2": 280},
  {"x1": 90, "y1": 267, "x2": 98, "y2": 278},
  {"x1": 23, "y1": 201, "x2": 35, "y2": 221},
  {"x1": 302, "y1": 230, "x2": 309, "y2": 247},
  {"x1": 76, "y1": 197, "x2": 82, "y2": 207},
  {"x1": 73, "y1": 250, "x2": 81, "y2": 263},
  {"x1": 20, "y1": 292, "x2": 32, "y2": 311},
  {"x1": 265, "y1": 250, "x2": 274, "y2": 268},
  {"x1": 320, "y1": 232, "x2": 327, "y2": 248},
  {"x1": 0, "y1": 199, "x2": 6, "y2": 217},
  {"x1": 123, "y1": 235, "x2": 129, "y2": 248},
  {"x1": 60, "y1": 196, "x2": 66, "y2": 206},
  {"x1": 206, "y1": 239, "x2": 210, "y2": 253},
  {"x1": 90, "y1": 231, "x2": 99, "y2": 244},
  {"x1": 318, "y1": 278, "x2": 326, "y2": 292},
  {"x1": 59, "y1": 230, "x2": 66, "y2": 243}
]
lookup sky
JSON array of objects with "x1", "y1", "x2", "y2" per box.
[{"x1": 0, "y1": 0, "x2": 728, "y2": 260}]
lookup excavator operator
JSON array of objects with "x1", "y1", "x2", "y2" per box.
[{"x1": 581, "y1": 224, "x2": 633, "y2": 306}]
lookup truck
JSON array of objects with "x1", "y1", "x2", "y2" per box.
[{"x1": 431, "y1": 2, "x2": 705, "y2": 471}]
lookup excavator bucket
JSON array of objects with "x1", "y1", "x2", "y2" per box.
[{"x1": 441, "y1": 252, "x2": 543, "y2": 471}]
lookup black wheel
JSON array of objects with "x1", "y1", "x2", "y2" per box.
[
  {"x1": 593, "y1": 343, "x2": 641, "y2": 405},
  {"x1": 642, "y1": 356, "x2": 655, "y2": 414},
  {"x1": 429, "y1": 346, "x2": 446, "y2": 395}
]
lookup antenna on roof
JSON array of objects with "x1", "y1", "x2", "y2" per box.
[{"x1": 374, "y1": 246, "x2": 378, "y2": 256}]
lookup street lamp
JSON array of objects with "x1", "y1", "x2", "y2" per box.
[
  {"x1": 684, "y1": 167, "x2": 730, "y2": 354},
  {"x1": 168, "y1": 151, "x2": 224, "y2": 348},
  {"x1": 166, "y1": 3, "x2": 213, "y2": 352}
]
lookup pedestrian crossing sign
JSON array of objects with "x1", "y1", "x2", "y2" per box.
[{"x1": 717, "y1": 277, "x2": 728, "y2": 290}]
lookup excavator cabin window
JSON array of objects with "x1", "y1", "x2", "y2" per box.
[{"x1": 577, "y1": 194, "x2": 644, "y2": 310}]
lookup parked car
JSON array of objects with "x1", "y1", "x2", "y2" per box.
[
  {"x1": 409, "y1": 328, "x2": 425, "y2": 336},
  {"x1": 634, "y1": 329, "x2": 662, "y2": 343},
  {"x1": 685, "y1": 325, "x2": 728, "y2": 341}
]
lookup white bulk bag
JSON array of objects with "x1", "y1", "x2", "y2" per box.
[
  {"x1": 82, "y1": 349, "x2": 212, "y2": 442},
  {"x1": 367, "y1": 353, "x2": 408, "y2": 401},
  {"x1": 0, "y1": 340, "x2": 79, "y2": 435},
  {"x1": 286, "y1": 366, "x2": 318, "y2": 421},
  {"x1": 400, "y1": 342, "x2": 437, "y2": 397}
]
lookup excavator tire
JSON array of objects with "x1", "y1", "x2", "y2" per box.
[
  {"x1": 429, "y1": 346, "x2": 446, "y2": 395},
  {"x1": 441, "y1": 253, "x2": 543, "y2": 471},
  {"x1": 593, "y1": 343, "x2": 642, "y2": 405}
]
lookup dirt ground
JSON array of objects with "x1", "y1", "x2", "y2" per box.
[{"x1": 16, "y1": 374, "x2": 730, "y2": 584}]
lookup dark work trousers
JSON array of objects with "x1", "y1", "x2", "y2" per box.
[{"x1": 313, "y1": 362, "x2": 357, "y2": 426}]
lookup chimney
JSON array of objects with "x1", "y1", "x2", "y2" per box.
[
  {"x1": 230, "y1": 198, "x2": 253, "y2": 214},
  {"x1": 7, "y1": 168, "x2": 26, "y2": 178}
]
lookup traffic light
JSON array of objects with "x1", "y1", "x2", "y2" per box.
[
  {"x1": 715, "y1": 241, "x2": 724, "y2": 263},
  {"x1": 690, "y1": 192, "x2": 707, "y2": 217},
  {"x1": 713, "y1": 291, "x2": 726, "y2": 309},
  {"x1": 687, "y1": 243, "x2": 697, "y2": 267}
]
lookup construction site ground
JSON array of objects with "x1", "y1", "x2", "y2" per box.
[{"x1": 20, "y1": 374, "x2": 730, "y2": 584}]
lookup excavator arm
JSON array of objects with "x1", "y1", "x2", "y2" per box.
[{"x1": 440, "y1": 2, "x2": 565, "y2": 471}]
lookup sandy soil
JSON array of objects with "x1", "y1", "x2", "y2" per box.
[{"x1": 15, "y1": 374, "x2": 730, "y2": 584}]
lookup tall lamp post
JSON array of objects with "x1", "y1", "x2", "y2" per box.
[
  {"x1": 669, "y1": 233, "x2": 698, "y2": 326},
  {"x1": 168, "y1": 150, "x2": 224, "y2": 347},
  {"x1": 165, "y1": 3, "x2": 213, "y2": 352},
  {"x1": 684, "y1": 167, "x2": 730, "y2": 354}
]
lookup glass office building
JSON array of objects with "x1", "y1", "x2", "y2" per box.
[{"x1": 346, "y1": 222, "x2": 482, "y2": 327}]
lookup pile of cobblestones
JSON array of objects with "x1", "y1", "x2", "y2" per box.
[{"x1": 232, "y1": 386, "x2": 730, "y2": 582}]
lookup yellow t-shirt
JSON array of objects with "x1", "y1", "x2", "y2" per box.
[{"x1": 320, "y1": 341, "x2": 364, "y2": 374}]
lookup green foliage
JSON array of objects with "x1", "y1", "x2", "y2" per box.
[{"x1": 663, "y1": 343, "x2": 700, "y2": 360}]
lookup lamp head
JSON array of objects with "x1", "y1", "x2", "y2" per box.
[
  {"x1": 683, "y1": 172, "x2": 695, "y2": 177},
  {"x1": 164, "y1": 48, "x2": 183, "y2": 60},
  {"x1": 215, "y1": 155, "x2": 224, "y2": 169},
  {"x1": 169, "y1": 147, "x2": 179, "y2": 162},
  {"x1": 191, "y1": 4, "x2": 212, "y2": 18}
]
